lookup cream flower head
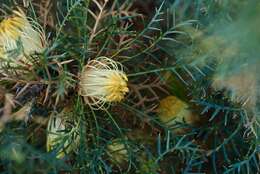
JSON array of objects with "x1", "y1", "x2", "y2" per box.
[
  {"x1": 47, "y1": 107, "x2": 80, "y2": 159},
  {"x1": 79, "y1": 57, "x2": 129, "y2": 109},
  {"x1": 0, "y1": 8, "x2": 45, "y2": 64},
  {"x1": 107, "y1": 139, "x2": 128, "y2": 165}
]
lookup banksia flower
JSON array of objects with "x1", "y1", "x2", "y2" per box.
[
  {"x1": 79, "y1": 57, "x2": 129, "y2": 109},
  {"x1": 157, "y1": 96, "x2": 198, "y2": 133},
  {"x1": 0, "y1": 9, "x2": 45, "y2": 63},
  {"x1": 47, "y1": 107, "x2": 79, "y2": 159},
  {"x1": 107, "y1": 139, "x2": 128, "y2": 165},
  {"x1": 47, "y1": 115, "x2": 67, "y2": 159}
]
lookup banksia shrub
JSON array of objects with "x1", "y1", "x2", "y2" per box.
[{"x1": 0, "y1": 0, "x2": 259, "y2": 174}]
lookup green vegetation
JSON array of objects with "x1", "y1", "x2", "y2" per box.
[{"x1": 0, "y1": 0, "x2": 259, "y2": 173}]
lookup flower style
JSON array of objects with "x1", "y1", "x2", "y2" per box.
[
  {"x1": 79, "y1": 57, "x2": 129, "y2": 109},
  {"x1": 0, "y1": 8, "x2": 45, "y2": 63}
]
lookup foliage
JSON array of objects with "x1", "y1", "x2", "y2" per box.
[{"x1": 0, "y1": 0, "x2": 259, "y2": 174}]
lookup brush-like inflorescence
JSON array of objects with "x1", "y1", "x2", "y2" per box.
[
  {"x1": 157, "y1": 95, "x2": 198, "y2": 133},
  {"x1": 79, "y1": 57, "x2": 128, "y2": 109},
  {"x1": 47, "y1": 106, "x2": 79, "y2": 159},
  {"x1": 0, "y1": 8, "x2": 45, "y2": 66}
]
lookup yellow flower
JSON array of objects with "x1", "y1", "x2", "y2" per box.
[
  {"x1": 46, "y1": 107, "x2": 79, "y2": 159},
  {"x1": 47, "y1": 115, "x2": 66, "y2": 159},
  {"x1": 0, "y1": 9, "x2": 45, "y2": 63},
  {"x1": 107, "y1": 139, "x2": 128, "y2": 165},
  {"x1": 79, "y1": 57, "x2": 129, "y2": 109},
  {"x1": 157, "y1": 96, "x2": 198, "y2": 132}
]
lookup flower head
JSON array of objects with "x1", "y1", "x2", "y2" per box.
[
  {"x1": 47, "y1": 107, "x2": 79, "y2": 159},
  {"x1": 0, "y1": 8, "x2": 45, "y2": 63},
  {"x1": 79, "y1": 57, "x2": 129, "y2": 109},
  {"x1": 157, "y1": 96, "x2": 198, "y2": 133},
  {"x1": 107, "y1": 139, "x2": 128, "y2": 165},
  {"x1": 47, "y1": 115, "x2": 66, "y2": 159}
]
